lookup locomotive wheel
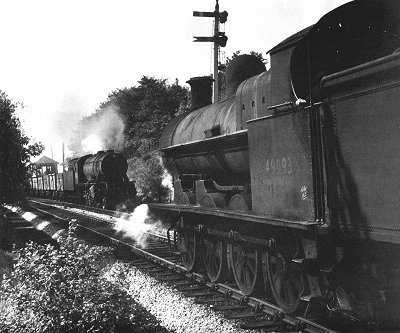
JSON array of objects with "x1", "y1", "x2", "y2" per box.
[
  {"x1": 228, "y1": 243, "x2": 263, "y2": 295},
  {"x1": 264, "y1": 251, "x2": 304, "y2": 313},
  {"x1": 177, "y1": 230, "x2": 200, "y2": 272},
  {"x1": 204, "y1": 237, "x2": 228, "y2": 283}
]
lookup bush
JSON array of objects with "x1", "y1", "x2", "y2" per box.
[
  {"x1": 0, "y1": 237, "x2": 162, "y2": 333},
  {"x1": 127, "y1": 152, "x2": 171, "y2": 202}
]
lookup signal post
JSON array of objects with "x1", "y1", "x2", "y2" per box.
[{"x1": 193, "y1": 0, "x2": 228, "y2": 103}]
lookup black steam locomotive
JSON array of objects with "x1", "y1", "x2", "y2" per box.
[
  {"x1": 30, "y1": 150, "x2": 135, "y2": 209},
  {"x1": 149, "y1": 0, "x2": 400, "y2": 325}
]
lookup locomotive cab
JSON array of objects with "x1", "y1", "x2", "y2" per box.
[{"x1": 290, "y1": 0, "x2": 400, "y2": 102}]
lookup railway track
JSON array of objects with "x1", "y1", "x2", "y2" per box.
[
  {"x1": 1, "y1": 206, "x2": 62, "y2": 248},
  {"x1": 21, "y1": 199, "x2": 360, "y2": 333}
]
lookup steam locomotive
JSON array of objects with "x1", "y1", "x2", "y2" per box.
[
  {"x1": 30, "y1": 150, "x2": 135, "y2": 209},
  {"x1": 149, "y1": 0, "x2": 400, "y2": 326}
]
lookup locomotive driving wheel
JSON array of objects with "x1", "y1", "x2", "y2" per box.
[
  {"x1": 228, "y1": 243, "x2": 263, "y2": 295},
  {"x1": 177, "y1": 229, "x2": 200, "y2": 272},
  {"x1": 264, "y1": 251, "x2": 304, "y2": 313},
  {"x1": 204, "y1": 237, "x2": 228, "y2": 283}
]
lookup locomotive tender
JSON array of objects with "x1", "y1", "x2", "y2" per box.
[
  {"x1": 149, "y1": 0, "x2": 400, "y2": 324},
  {"x1": 30, "y1": 150, "x2": 135, "y2": 209}
]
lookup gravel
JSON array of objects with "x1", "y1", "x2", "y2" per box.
[{"x1": 104, "y1": 262, "x2": 263, "y2": 333}]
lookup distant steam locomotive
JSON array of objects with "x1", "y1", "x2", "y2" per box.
[
  {"x1": 30, "y1": 150, "x2": 135, "y2": 209},
  {"x1": 148, "y1": 0, "x2": 400, "y2": 326}
]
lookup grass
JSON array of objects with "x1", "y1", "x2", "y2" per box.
[{"x1": 0, "y1": 249, "x2": 14, "y2": 315}]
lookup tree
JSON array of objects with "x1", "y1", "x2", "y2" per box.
[
  {"x1": 127, "y1": 151, "x2": 170, "y2": 202},
  {"x1": 0, "y1": 91, "x2": 43, "y2": 204},
  {"x1": 67, "y1": 77, "x2": 188, "y2": 201},
  {"x1": 70, "y1": 76, "x2": 189, "y2": 159},
  {"x1": 104, "y1": 76, "x2": 189, "y2": 156}
]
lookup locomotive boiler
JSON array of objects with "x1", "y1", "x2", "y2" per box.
[
  {"x1": 149, "y1": 0, "x2": 400, "y2": 326},
  {"x1": 80, "y1": 150, "x2": 133, "y2": 207}
]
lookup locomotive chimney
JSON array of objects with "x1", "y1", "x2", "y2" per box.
[
  {"x1": 225, "y1": 55, "x2": 266, "y2": 98},
  {"x1": 187, "y1": 76, "x2": 213, "y2": 111}
]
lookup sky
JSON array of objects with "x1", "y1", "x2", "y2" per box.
[{"x1": 0, "y1": 0, "x2": 350, "y2": 162}]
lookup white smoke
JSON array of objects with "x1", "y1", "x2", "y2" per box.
[
  {"x1": 113, "y1": 204, "x2": 165, "y2": 249},
  {"x1": 79, "y1": 105, "x2": 125, "y2": 154},
  {"x1": 161, "y1": 169, "x2": 174, "y2": 202},
  {"x1": 81, "y1": 134, "x2": 103, "y2": 153},
  {"x1": 159, "y1": 155, "x2": 174, "y2": 202},
  {"x1": 50, "y1": 96, "x2": 126, "y2": 158}
]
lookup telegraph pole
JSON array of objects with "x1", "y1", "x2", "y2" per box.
[
  {"x1": 213, "y1": 0, "x2": 220, "y2": 102},
  {"x1": 193, "y1": 0, "x2": 228, "y2": 103},
  {"x1": 62, "y1": 142, "x2": 65, "y2": 172}
]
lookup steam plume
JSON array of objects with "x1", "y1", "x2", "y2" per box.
[
  {"x1": 161, "y1": 169, "x2": 174, "y2": 202},
  {"x1": 114, "y1": 204, "x2": 165, "y2": 249},
  {"x1": 79, "y1": 105, "x2": 125, "y2": 154},
  {"x1": 64, "y1": 103, "x2": 126, "y2": 156}
]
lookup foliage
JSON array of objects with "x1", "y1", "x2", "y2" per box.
[
  {"x1": 0, "y1": 91, "x2": 44, "y2": 204},
  {"x1": 0, "y1": 237, "x2": 163, "y2": 333},
  {"x1": 99, "y1": 76, "x2": 189, "y2": 157},
  {"x1": 127, "y1": 151, "x2": 170, "y2": 202},
  {"x1": 66, "y1": 77, "x2": 188, "y2": 158},
  {"x1": 64, "y1": 77, "x2": 188, "y2": 202},
  {"x1": 78, "y1": 76, "x2": 186, "y2": 203}
]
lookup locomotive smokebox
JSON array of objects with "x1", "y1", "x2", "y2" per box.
[
  {"x1": 225, "y1": 55, "x2": 266, "y2": 98},
  {"x1": 83, "y1": 150, "x2": 127, "y2": 181},
  {"x1": 187, "y1": 76, "x2": 213, "y2": 110}
]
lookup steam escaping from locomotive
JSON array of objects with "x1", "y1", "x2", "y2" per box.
[
  {"x1": 161, "y1": 169, "x2": 173, "y2": 202},
  {"x1": 114, "y1": 204, "x2": 164, "y2": 248},
  {"x1": 80, "y1": 105, "x2": 125, "y2": 154},
  {"x1": 81, "y1": 134, "x2": 103, "y2": 153},
  {"x1": 62, "y1": 104, "x2": 125, "y2": 156}
]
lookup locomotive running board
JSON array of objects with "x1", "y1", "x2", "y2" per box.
[{"x1": 148, "y1": 203, "x2": 320, "y2": 231}]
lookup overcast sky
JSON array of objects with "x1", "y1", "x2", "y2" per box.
[{"x1": 0, "y1": 0, "x2": 350, "y2": 161}]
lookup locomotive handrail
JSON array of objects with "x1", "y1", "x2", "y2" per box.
[
  {"x1": 248, "y1": 101, "x2": 324, "y2": 124},
  {"x1": 266, "y1": 101, "x2": 294, "y2": 110},
  {"x1": 267, "y1": 98, "x2": 307, "y2": 111},
  {"x1": 159, "y1": 129, "x2": 248, "y2": 151}
]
